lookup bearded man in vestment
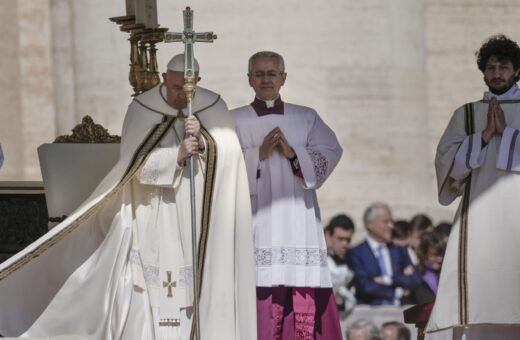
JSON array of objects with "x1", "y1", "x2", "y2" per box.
[
  {"x1": 231, "y1": 51, "x2": 343, "y2": 339},
  {"x1": 428, "y1": 34, "x2": 520, "y2": 339},
  {"x1": 0, "y1": 54, "x2": 257, "y2": 340}
]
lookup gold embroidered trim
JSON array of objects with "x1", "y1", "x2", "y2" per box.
[
  {"x1": 458, "y1": 102, "x2": 474, "y2": 325},
  {"x1": 54, "y1": 115, "x2": 121, "y2": 143},
  {"x1": 159, "y1": 84, "x2": 221, "y2": 116},
  {"x1": 189, "y1": 125, "x2": 217, "y2": 340},
  {"x1": 479, "y1": 99, "x2": 520, "y2": 104},
  {"x1": 197, "y1": 127, "x2": 217, "y2": 285},
  {"x1": 134, "y1": 85, "x2": 221, "y2": 119},
  {"x1": 159, "y1": 319, "x2": 180, "y2": 327},
  {"x1": 0, "y1": 117, "x2": 176, "y2": 281}
]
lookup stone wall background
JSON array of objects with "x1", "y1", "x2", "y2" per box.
[{"x1": 1, "y1": 0, "x2": 519, "y2": 239}]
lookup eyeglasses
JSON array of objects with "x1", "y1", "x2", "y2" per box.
[{"x1": 251, "y1": 71, "x2": 284, "y2": 79}]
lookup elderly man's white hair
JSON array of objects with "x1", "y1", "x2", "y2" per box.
[
  {"x1": 167, "y1": 53, "x2": 200, "y2": 72},
  {"x1": 346, "y1": 319, "x2": 381, "y2": 340},
  {"x1": 248, "y1": 51, "x2": 285, "y2": 73},
  {"x1": 363, "y1": 202, "x2": 391, "y2": 227}
]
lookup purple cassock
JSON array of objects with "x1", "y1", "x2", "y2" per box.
[{"x1": 256, "y1": 286, "x2": 343, "y2": 340}]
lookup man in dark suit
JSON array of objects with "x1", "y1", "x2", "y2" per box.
[{"x1": 347, "y1": 202, "x2": 421, "y2": 305}]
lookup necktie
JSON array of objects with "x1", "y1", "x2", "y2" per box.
[
  {"x1": 376, "y1": 245, "x2": 388, "y2": 276},
  {"x1": 376, "y1": 245, "x2": 393, "y2": 305}
]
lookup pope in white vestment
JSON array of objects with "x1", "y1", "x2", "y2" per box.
[
  {"x1": 0, "y1": 55, "x2": 257, "y2": 340},
  {"x1": 428, "y1": 35, "x2": 520, "y2": 339}
]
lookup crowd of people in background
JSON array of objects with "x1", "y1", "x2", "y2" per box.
[
  {"x1": 324, "y1": 203, "x2": 452, "y2": 339},
  {"x1": 346, "y1": 319, "x2": 411, "y2": 340}
]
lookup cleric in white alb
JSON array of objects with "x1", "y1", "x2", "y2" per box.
[
  {"x1": 430, "y1": 34, "x2": 520, "y2": 339},
  {"x1": 232, "y1": 51, "x2": 343, "y2": 339}
]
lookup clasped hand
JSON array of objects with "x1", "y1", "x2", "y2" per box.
[
  {"x1": 259, "y1": 127, "x2": 295, "y2": 161},
  {"x1": 177, "y1": 116, "x2": 204, "y2": 165},
  {"x1": 483, "y1": 97, "x2": 506, "y2": 143}
]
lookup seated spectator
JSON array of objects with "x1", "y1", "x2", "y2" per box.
[
  {"x1": 325, "y1": 214, "x2": 356, "y2": 314},
  {"x1": 391, "y1": 220, "x2": 410, "y2": 247},
  {"x1": 325, "y1": 214, "x2": 354, "y2": 259},
  {"x1": 409, "y1": 214, "x2": 434, "y2": 252},
  {"x1": 435, "y1": 221, "x2": 452, "y2": 245},
  {"x1": 347, "y1": 203, "x2": 421, "y2": 305},
  {"x1": 381, "y1": 321, "x2": 411, "y2": 340},
  {"x1": 392, "y1": 220, "x2": 418, "y2": 265},
  {"x1": 347, "y1": 319, "x2": 381, "y2": 340},
  {"x1": 412, "y1": 231, "x2": 445, "y2": 304}
]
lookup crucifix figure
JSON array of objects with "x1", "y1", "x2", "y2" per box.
[
  {"x1": 163, "y1": 7, "x2": 217, "y2": 340},
  {"x1": 162, "y1": 271, "x2": 177, "y2": 298}
]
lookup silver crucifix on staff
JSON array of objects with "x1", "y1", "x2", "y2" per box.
[{"x1": 164, "y1": 7, "x2": 217, "y2": 340}]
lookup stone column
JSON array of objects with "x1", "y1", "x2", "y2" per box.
[
  {"x1": 0, "y1": 0, "x2": 23, "y2": 180},
  {"x1": 17, "y1": 0, "x2": 55, "y2": 179},
  {"x1": 312, "y1": 1, "x2": 435, "y2": 224},
  {"x1": 49, "y1": 0, "x2": 76, "y2": 136},
  {"x1": 69, "y1": 0, "x2": 130, "y2": 135},
  {"x1": 0, "y1": 0, "x2": 55, "y2": 181}
]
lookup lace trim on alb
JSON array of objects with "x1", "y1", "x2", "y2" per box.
[
  {"x1": 178, "y1": 265, "x2": 193, "y2": 287},
  {"x1": 307, "y1": 149, "x2": 328, "y2": 184},
  {"x1": 255, "y1": 247, "x2": 328, "y2": 267},
  {"x1": 295, "y1": 312, "x2": 315, "y2": 340},
  {"x1": 129, "y1": 249, "x2": 160, "y2": 287},
  {"x1": 139, "y1": 151, "x2": 161, "y2": 184}
]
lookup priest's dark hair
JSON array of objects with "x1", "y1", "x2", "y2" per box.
[
  {"x1": 392, "y1": 220, "x2": 411, "y2": 240},
  {"x1": 325, "y1": 213, "x2": 355, "y2": 235},
  {"x1": 410, "y1": 213, "x2": 433, "y2": 233},
  {"x1": 417, "y1": 231, "x2": 445, "y2": 272},
  {"x1": 248, "y1": 51, "x2": 285, "y2": 74},
  {"x1": 476, "y1": 34, "x2": 520, "y2": 80}
]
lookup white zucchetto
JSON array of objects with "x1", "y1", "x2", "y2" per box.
[{"x1": 167, "y1": 54, "x2": 200, "y2": 72}]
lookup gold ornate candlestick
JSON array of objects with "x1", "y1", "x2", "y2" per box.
[
  {"x1": 128, "y1": 34, "x2": 141, "y2": 95},
  {"x1": 140, "y1": 28, "x2": 167, "y2": 90},
  {"x1": 109, "y1": 15, "x2": 167, "y2": 96},
  {"x1": 138, "y1": 40, "x2": 149, "y2": 91}
]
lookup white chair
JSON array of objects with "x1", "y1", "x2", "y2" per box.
[{"x1": 38, "y1": 116, "x2": 120, "y2": 228}]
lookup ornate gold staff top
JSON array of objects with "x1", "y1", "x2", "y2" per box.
[{"x1": 164, "y1": 7, "x2": 217, "y2": 102}]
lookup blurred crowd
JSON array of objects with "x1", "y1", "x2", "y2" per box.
[
  {"x1": 324, "y1": 203, "x2": 451, "y2": 339},
  {"x1": 346, "y1": 319, "x2": 411, "y2": 340}
]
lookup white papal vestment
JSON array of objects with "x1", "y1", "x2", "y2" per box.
[
  {"x1": 0, "y1": 84, "x2": 257, "y2": 340},
  {"x1": 427, "y1": 85, "x2": 520, "y2": 339},
  {"x1": 232, "y1": 102, "x2": 342, "y2": 288}
]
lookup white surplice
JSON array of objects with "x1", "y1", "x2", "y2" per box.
[
  {"x1": 0, "y1": 84, "x2": 257, "y2": 340},
  {"x1": 231, "y1": 101, "x2": 342, "y2": 288},
  {"x1": 427, "y1": 85, "x2": 520, "y2": 338}
]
